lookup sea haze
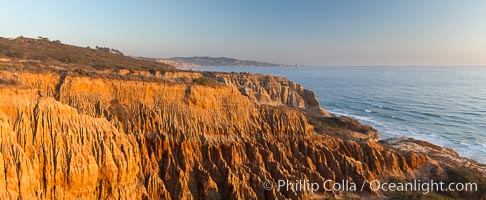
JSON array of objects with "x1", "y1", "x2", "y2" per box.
[{"x1": 194, "y1": 66, "x2": 486, "y2": 163}]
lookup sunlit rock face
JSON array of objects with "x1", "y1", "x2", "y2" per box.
[{"x1": 0, "y1": 71, "x2": 481, "y2": 199}]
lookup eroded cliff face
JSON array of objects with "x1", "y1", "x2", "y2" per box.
[
  {"x1": 212, "y1": 73, "x2": 330, "y2": 117},
  {"x1": 0, "y1": 71, "x2": 482, "y2": 199}
]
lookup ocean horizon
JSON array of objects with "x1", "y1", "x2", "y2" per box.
[{"x1": 194, "y1": 66, "x2": 486, "y2": 164}]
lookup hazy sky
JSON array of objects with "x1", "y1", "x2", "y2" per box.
[{"x1": 1, "y1": 0, "x2": 485, "y2": 66}]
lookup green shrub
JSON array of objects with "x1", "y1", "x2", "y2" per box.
[
  {"x1": 0, "y1": 78, "x2": 21, "y2": 85},
  {"x1": 192, "y1": 77, "x2": 218, "y2": 87}
]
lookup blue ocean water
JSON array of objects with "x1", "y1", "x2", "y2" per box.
[{"x1": 194, "y1": 66, "x2": 486, "y2": 163}]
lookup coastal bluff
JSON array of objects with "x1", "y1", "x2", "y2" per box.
[{"x1": 0, "y1": 70, "x2": 484, "y2": 199}]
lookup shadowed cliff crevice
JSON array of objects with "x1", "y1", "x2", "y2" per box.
[{"x1": 54, "y1": 70, "x2": 68, "y2": 101}]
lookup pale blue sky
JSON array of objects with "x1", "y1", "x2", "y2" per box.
[{"x1": 1, "y1": 0, "x2": 485, "y2": 65}]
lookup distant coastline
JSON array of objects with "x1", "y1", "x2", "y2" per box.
[{"x1": 167, "y1": 56, "x2": 301, "y2": 68}]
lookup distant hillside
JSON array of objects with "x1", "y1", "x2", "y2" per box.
[
  {"x1": 170, "y1": 56, "x2": 294, "y2": 67},
  {"x1": 138, "y1": 57, "x2": 199, "y2": 68},
  {"x1": 0, "y1": 36, "x2": 175, "y2": 71},
  {"x1": 155, "y1": 59, "x2": 199, "y2": 68}
]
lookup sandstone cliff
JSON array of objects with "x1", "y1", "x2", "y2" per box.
[{"x1": 0, "y1": 68, "x2": 484, "y2": 199}]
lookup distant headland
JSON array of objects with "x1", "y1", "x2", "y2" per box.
[{"x1": 159, "y1": 56, "x2": 301, "y2": 67}]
